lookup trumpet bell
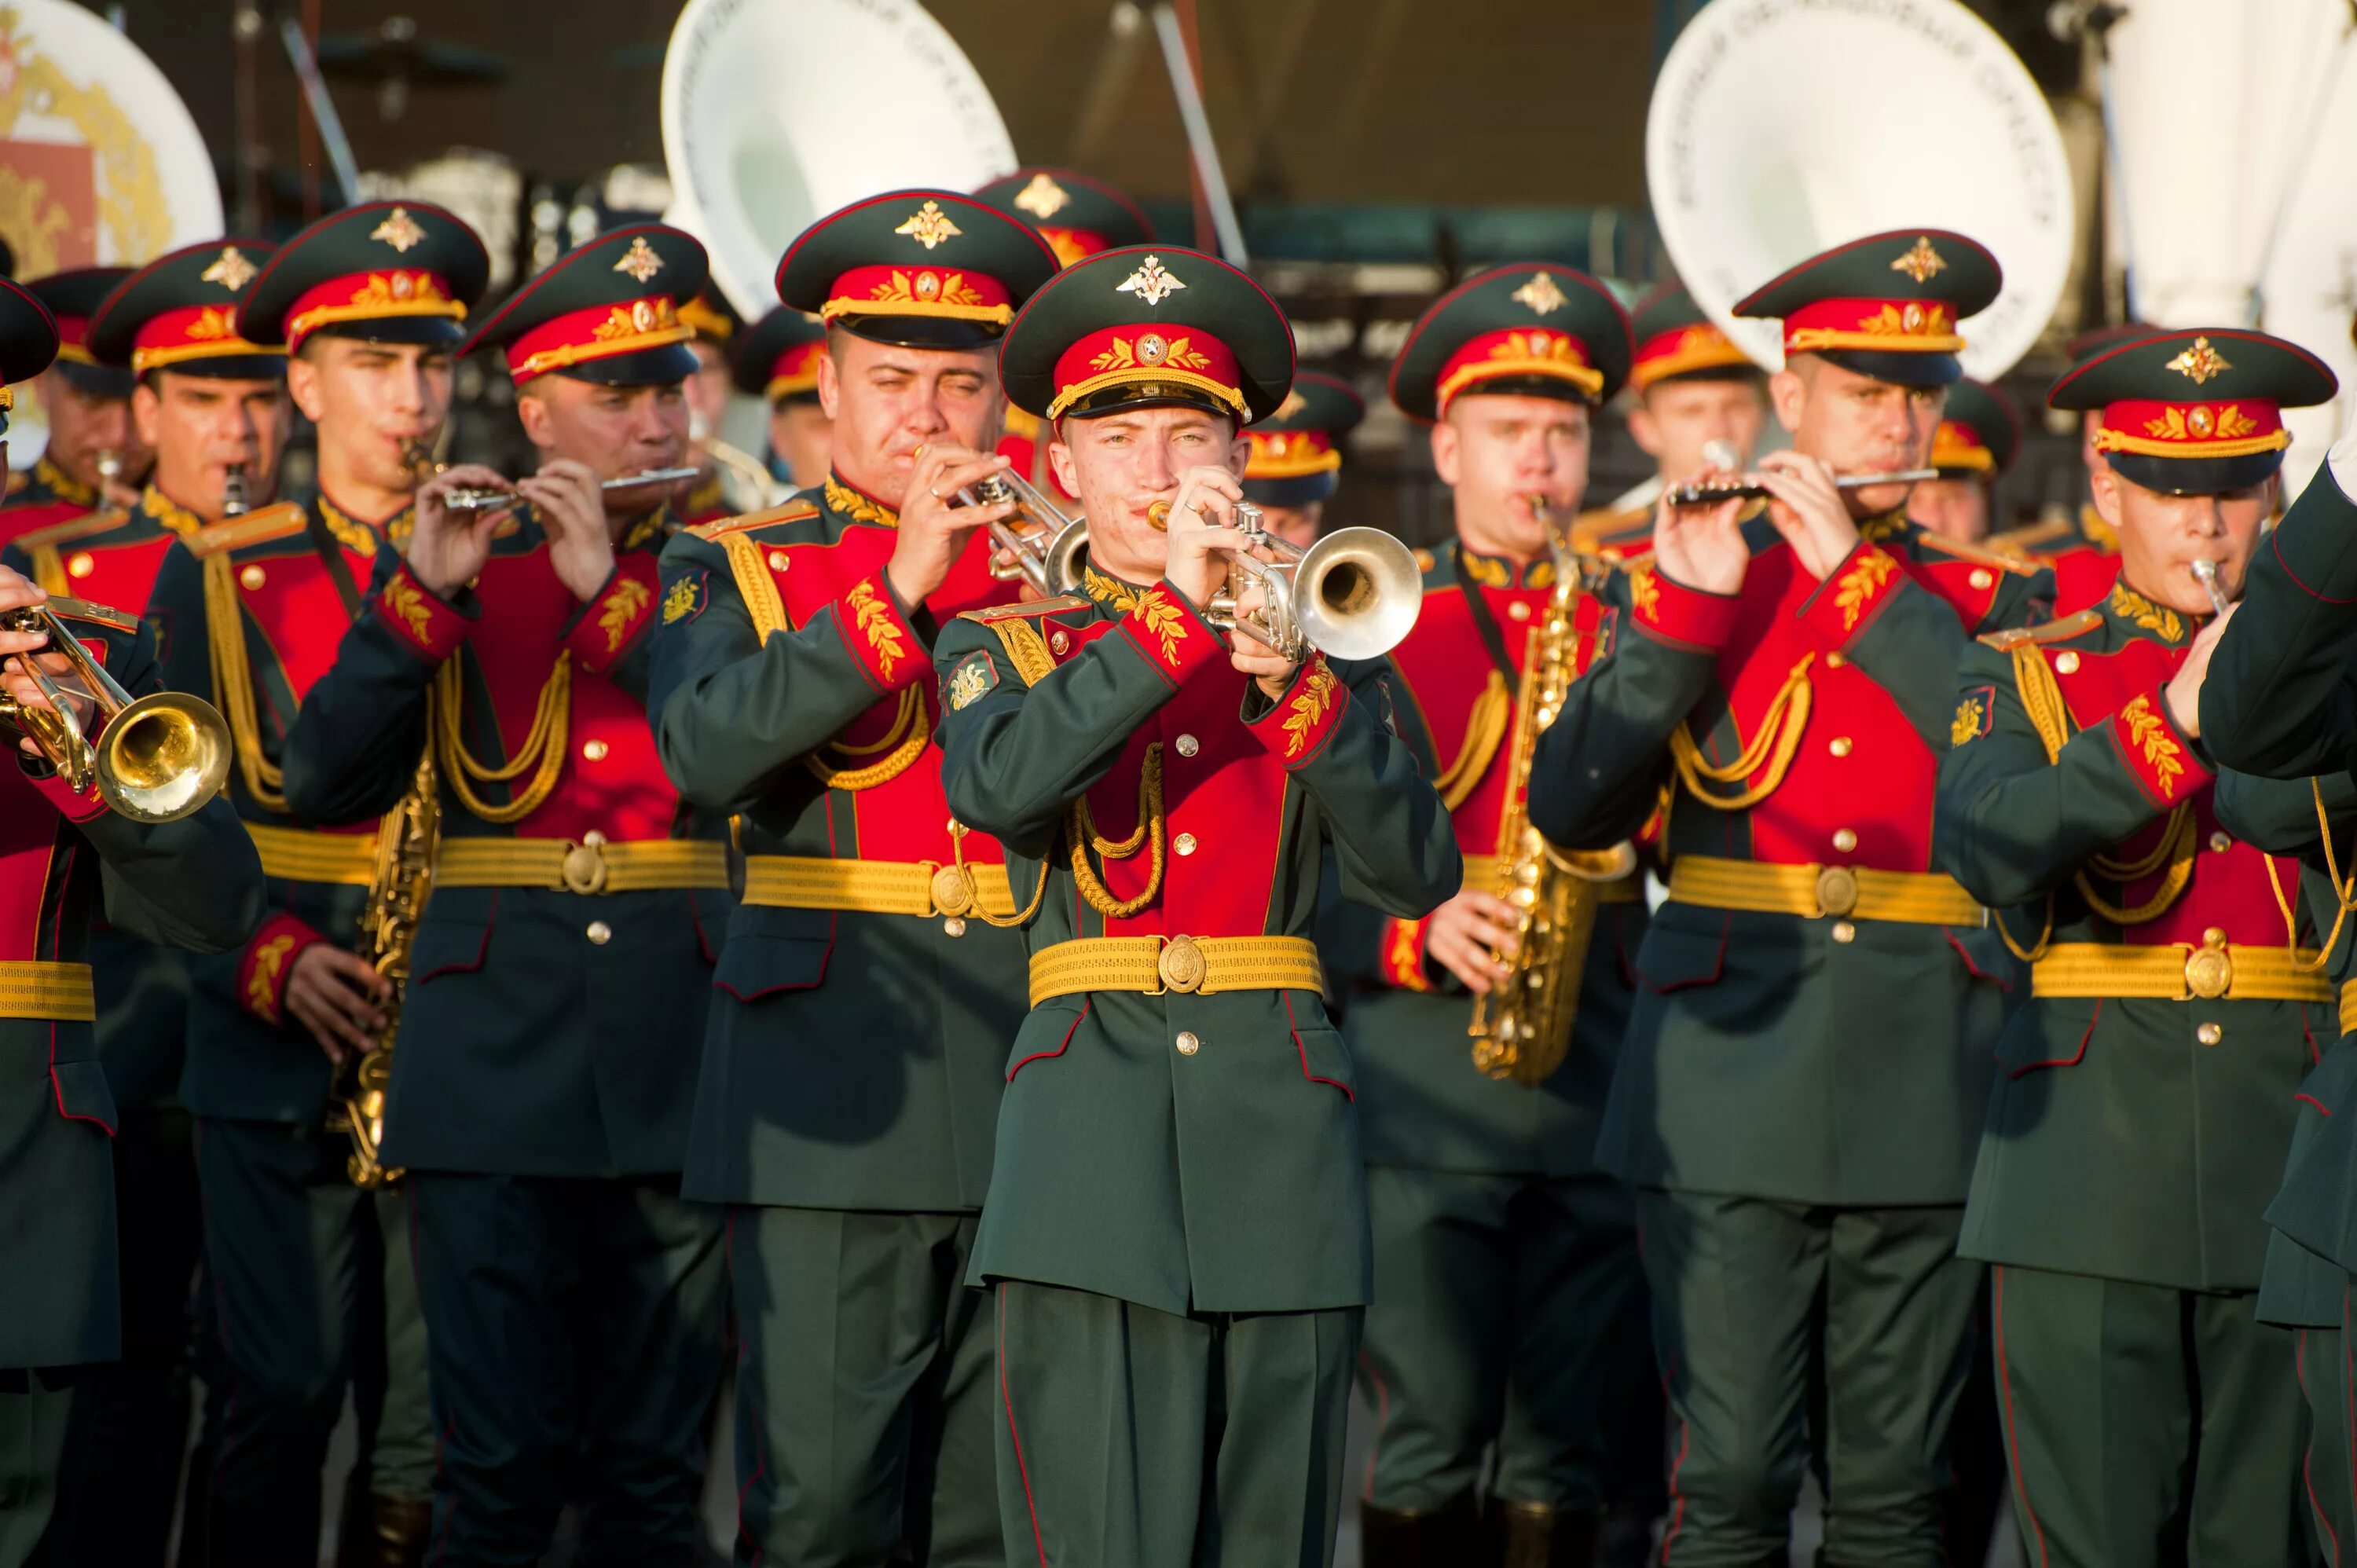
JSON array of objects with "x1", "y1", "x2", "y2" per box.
[
  {"x1": 97, "y1": 690, "x2": 233, "y2": 824},
  {"x1": 1290, "y1": 528, "x2": 1423, "y2": 662}
]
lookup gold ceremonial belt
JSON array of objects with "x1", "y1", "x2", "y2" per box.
[
  {"x1": 434, "y1": 836, "x2": 728, "y2": 895},
  {"x1": 246, "y1": 822, "x2": 380, "y2": 886},
  {"x1": 2033, "y1": 940, "x2": 2332, "y2": 1005},
  {"x1": 1028, "y1": 935, "x2": 1324, "y2": 1009},
  {"x1": 1461, "y1": 855, "x2": 1644, "y2": 905},
  {"x1": 0, "y1": 962, "x2": 96, "y2": 1022},
  {"x1": 1667, "y1": 855, "x2": 1984, "y2": 926},
  {"x1": 2341, "y1": 980, "x2": 2357, "y2": 1037},
  {"x1": 741, "y1": 854, "x2": 1016, "y2": 921}
]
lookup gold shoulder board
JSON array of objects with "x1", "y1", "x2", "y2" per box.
[
  {"x1": 5, "y1": 507, "x2": 130, "y2": 552},
  {"x1": 690, "y1": 500, "x2": 821, "y2": 541},
  {"x1": 183, "y1": 501, "x2": 310, "y2": 559},
  {"x1": 958, "y1": 595, "x2": 1090, "y2": 625},
  {"x1": 42, "y1": 595, "x2": 140, "y2": 632},
  {"x1": 1913, "y1": 531, "x2": 2043, "y2": 577},
  {"x1": 1978, "y1": 608, "x2": 2101, "y2": 651}
]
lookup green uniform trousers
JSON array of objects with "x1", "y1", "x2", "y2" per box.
[
  {"x1": 1991, "y1": 1265, "x2": 2308, "y2": 1568},
  {"x1": 1355, "y1": 1167, "x2": 1645, "y2": 1514},
  {"x1": 407, "y1": 1171, "x2": 727, "y2": 1566},
  {"x1": 185, "y1": 1116, "x2": 419, "y2": 1566},
  {"x1": 0, "y1": 1372, "x2": 84, "y2": 1568},
  {"x1": 1634, "y1": 1189, "x2": 1978, "y2": 1568},
  {"x1": 993, "y1": 1280, "x2": 1358, "y2": 1568},
  {"x1": 365, "y1": 1185, "x2": 434, "y2": 1501},
  {"x1": 726, "y1": 1206, "x2": 999, "y2": 1567},
  {"x1": 2297, "y1": 1313, "x2": 2355, "y2": 1566}
]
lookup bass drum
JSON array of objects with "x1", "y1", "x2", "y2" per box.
[
  {"x1": 661, "y1": 0, "x2": 1017, "y2": 321},
  {"x1": 1646, "y1": 0, "x2": 2073, "y2": 381}
]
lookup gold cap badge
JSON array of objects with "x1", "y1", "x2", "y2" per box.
[
  {"x1": 1511, "y1": 272, "x2": 1568, "y2": 316},
  {"x1": 1014, "y1": 173, "x2": 1070, "y2": 222},
  {"x1": 1273, "y1": 388, "x2": 1309, "y2": 420},
  {"x1": 1116, "y1": 255, "x2": 1185, "y2": 308},
  {"x1": 371, "y1": 206, "x2": 427, "y2": 254},
  {"x1": 1890, "y1": 236, "x2": 1948, "y2": 284},
  {"x1": 2166, "y1": 335, "x2": 2232, "y2": 386},
  {"x1": 612, "y1": 236, "x2": 665, "y2": 284},
  {"x1": 200, "y1": 246, "x2": 258, "y2": 291},
  {"x1": 895, "y1": 200, "x2": 963, "y2": 251}
]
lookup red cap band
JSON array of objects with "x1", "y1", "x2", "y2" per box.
[
  {"x1": 505, "y1": 295, "x2": 690, "y2": 383},
  {"x1": 1435, "y1": 327, "x2": 1603, "y2": 416},
  {"x1": 130, "y1": 305, "x2": 285, "y2": 375},
  {"x1": 764, "y1": 339, "x2": 826, "y2": 401},
  {"x1": 820, "y1": 263, "x2": 1014, "y2": 328},
  {"x1": 2092, "y1": 398, "x2": 2289, "y2": 460},
  {"x1": 284, "y1": 268, "x2": 465, "y2": 353},
  {"x1": 1781, "y1": 297, "x2": 1962, "y2": 357},
  {"x1": 1244, "y1": 427, "x2": 1340, "y2": 480},
  {"x1": 1629, "y1": 322, "x2": 1753, "y2": 394},
  {"x1": 1047, "y1": 323, "x2": 1245, "y2": 419},
  {"x1": 1931, "y1": 420, "x2": 1995, "y2": 472}
]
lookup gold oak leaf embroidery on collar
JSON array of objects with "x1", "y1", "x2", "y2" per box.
[
  {"x1": 2118, "y1": 693, "x2": 2185, "y2": 798},
  {"x1": 843, "y1": 578, "x2": 907, "y2": 681},
  {"x1": 826, "y1": 478, "x2": 899, "y2": 529},
  {"x1": 599, "y1": 576, "x2": 651, "y2": 652},
  {"x1": 2107, "y1": 581, "x2": 2184, "y2": 644},
  {"x1": 1281, "y1": 661, "x2": 1340, "y2": 759},
  {"x1": 1833, "y1": 551, "x2": 1897, "y2": 631},
  {"x1": 1084, "y1": 565, "x2": 1146, "y2": 613}
]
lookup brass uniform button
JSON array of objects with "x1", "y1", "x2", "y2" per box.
[
  {"x1": 767, "y1": 549, "x2": 790, "y2": 571},
  {"x1": 240, "y1": 564, "x2": 266, "y2": 590},
  {"x1": 2198, "y1": 1022, "x2": 2223, "y2": 1046},
  {"x1": 2056, "y1": 651, "x2": 2080, "y2": 674},
  {"x1": 1828, "y1": 737, "x2": 1853, "y2": 757},
  {"x1": 1825, "y1": 652, "x2": 1846, "y2": 669},
  {"x1": 585, "y1": 921, "x2": 613, "y2": 946},
  {"x1": 1175, "y1": 734, "x2": 1200, "y2": 758},
  {"x1": 1175, "y1": 1031, "x2": 1200, "y2": 1056},
  {"x1": 583, "y1": 830, "x2": 607, "y2": 848},
  {"x1": 67, "y1": 551, "x2": 93, "y2": 579},
  {"x1": 943, "y1": 917, "x2": 967, "y2": 938},
  {"x1": 1831, "y1": 921, "x2": 1857, "y2": 944},
  {"x1": 2203, "y1": 926, "x2": 2227, "y2": 947},
  {"x1": 1050, "y1": 630, "x2": 1071, "y2": 655},
  {"x1": 1508, "y1": 601, "x2": 1533, "y2": 622},
  {"x1": 1175, "y1": 832, "x2": 1198, "y2": 856},
  {"x1": 1831, "y1": 828, "x2": 1858, "y2": 853},
  {"x1": 581, "y1": 739, "x2": 609, "y2": 761},
  {"x1": 1969, "y1": 568, "x2": 1994, "y2": 590},
  {"x1": 2209, "y1": 832, "x2": 2232, "y2": 852}
]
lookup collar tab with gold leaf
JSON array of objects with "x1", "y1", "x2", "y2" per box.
[
  {"x1": 824, "y1": 474, "x2": 900, "y2": 529},
  {"x1": 2105, "y1": 580, "x2": 2190, "y2": 645},
  {"x1": 1082, "y1": 563, "x2": 1152, "y2": 612},
  {"x1": 31, "y1": 454, "x2": 95, "y2": 509}
]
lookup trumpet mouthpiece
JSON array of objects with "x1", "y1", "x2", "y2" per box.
[{"x1": 1147, "y1": 500, "x2": 1172, "y2": 530}]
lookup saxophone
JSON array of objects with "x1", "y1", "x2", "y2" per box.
[
  {"x1": 1468, "y1": 500, "x2": 1637, "y2": 1084},
  {"x1": 330, "y1": 748, "x2": 440, "y2": 1189}
]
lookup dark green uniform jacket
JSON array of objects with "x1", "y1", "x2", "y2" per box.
[
  {"x1": 1938, "y1": 582, "x2": 2330, "y2": 1289},
  {"x1": 1527, "y1": 517, "x2": 2048, "y2": 1204},
  {"x1": 649, "y1": 477, "x2": 1030, "y2": 1211},
  {"x1": 0, "y1": 614, "x2": 263, "y2": 1368},
  {"x1": 1321, "y1": 545, "x2": 1644, "y2": 1176},
  {"x1": 146, "y1": 493, "x2": 399, "y2": 1127},
  {"x1": 932, "y1": 566, "x2": 1460, "y2": 1315},
  {"x1": 279, "y1": 504, "x2": 723, "y2": 1178}
]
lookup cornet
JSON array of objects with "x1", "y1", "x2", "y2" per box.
[
  {"x1": 956, "y1": 468, "x2": 1086, "y2": 599},
  {"x1": 0, "y1": 598, "x2": 233, "y2": 822},
  {"x1": 1145, "y1": 498, "x2": 1422, "y2": 661},
  {"x1": 2190, "y1": 559, "x2": 2233, "y2": 617}
]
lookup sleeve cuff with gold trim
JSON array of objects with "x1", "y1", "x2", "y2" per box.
[
  {"x1": 236, "y1": 912, "x2": 328, "y2": 1027},
  {"x1": 373, "y1": 562, "x2": 473, "y2": 665},
  {"x1": 1798, "y1": 540, "x2": 1907, "y2": 650},
  {"x1": 1120, "y1": 581, "x2": 1226, "y2": 687},
  {"x1": 562, "y1": 558, "x2": 658, "y2": 676},
  {"x1": 830, "y1": 570, "x2": 926, "y2": 694},
  {"x1": 1626, "y1": 560, "x2": 1739, "y2": 653},
  {"x1": 1249, "y1": 656, "x2": 1347, "y2": 769},
  {"x1": 2109, "y1": 686, "x2": 2213, "y2": 808},
  {"x1": 1380, "y1": 914, "x2": 1435, "y2": 991}
]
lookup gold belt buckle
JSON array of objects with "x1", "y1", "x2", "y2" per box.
[
  {"x1": 1814, "y1": 865, "x2": 1860, "y2": 919},
  {"x1": 929, "y1": 864, "x2": 974, "y2": 917},
  {"x1": 1157, "y1": 934, "x2": 1208, "y2": 994},
  {"x1": 2184, "y1": 932, "x2": 2233, "y2": 1000},
  {"x1": 562, "y1": 839, "x2": 610, "y2": 895}
]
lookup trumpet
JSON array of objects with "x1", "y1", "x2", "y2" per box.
[
  {"x1": 1143, "y1": 498, "x2": 1421, "y2": 661},
  {"x1": 957, "y1": 468, "x2": 1088, "y2": 599},
  {"x1": 2190, "y1": 559, "x2": 2234, "y2": 617},
  {"x1": 438, "y1": 467, "x2": 703, "y2": 517},
  {"x1": 0, "y1": 598, "x2": 233, "y2": 822},
  {"x1": 1664, "y1": 467, "x2": 1937, "y2": 507}
]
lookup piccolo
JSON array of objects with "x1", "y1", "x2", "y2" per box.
[
  {"x1": 439, "y1": 466, "x2": 702, "y2": 516},
  {"x1": 1665, "y1": 467, "x2": 1937, "y2": 506},
  {"x1": 2189, "y1": 559, "x2": 2233, "y2": 617}
]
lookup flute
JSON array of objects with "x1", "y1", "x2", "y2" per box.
[
  {"x1": 439, "y1": 467, "x2": 702, "y2": 516},
  {"x1": 2189, "y1": 559, "x2": 2233, "y2": 617},
  {"x1": 1665, "y1": 467, "x2": 1937, "y2": 507}
]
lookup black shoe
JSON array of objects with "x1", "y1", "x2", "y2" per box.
[
  {"x1": 1361, "y1": 1496, "x2": 1483, "y2": 1567},
  {"x1": 1490, "y1": 1500, "x2": 1601, "y2": 1568},
  {"x1": 337, "y1": 1493, "x2": 434, "y2": 1568}
]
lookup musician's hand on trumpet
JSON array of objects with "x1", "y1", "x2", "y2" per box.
[
  {"x1": 0, "y1": 565, "x2": 79, "y2": 756},
  {"x1": 408, "y1": 463, "x2": 516, "y2": 599},
  {"x1": 1160, "y1": 466, "x2": 1301, "y2": 698},
  {"x1": 886, "y1": 445, "x2": 1014, "y2": 610},
  {"x1": 1750, "y1": 451, "x2": 1864, "y2": 582},
  {"x1": 2164, "y1": 600, "x2": 2238, "y2": 741}
]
